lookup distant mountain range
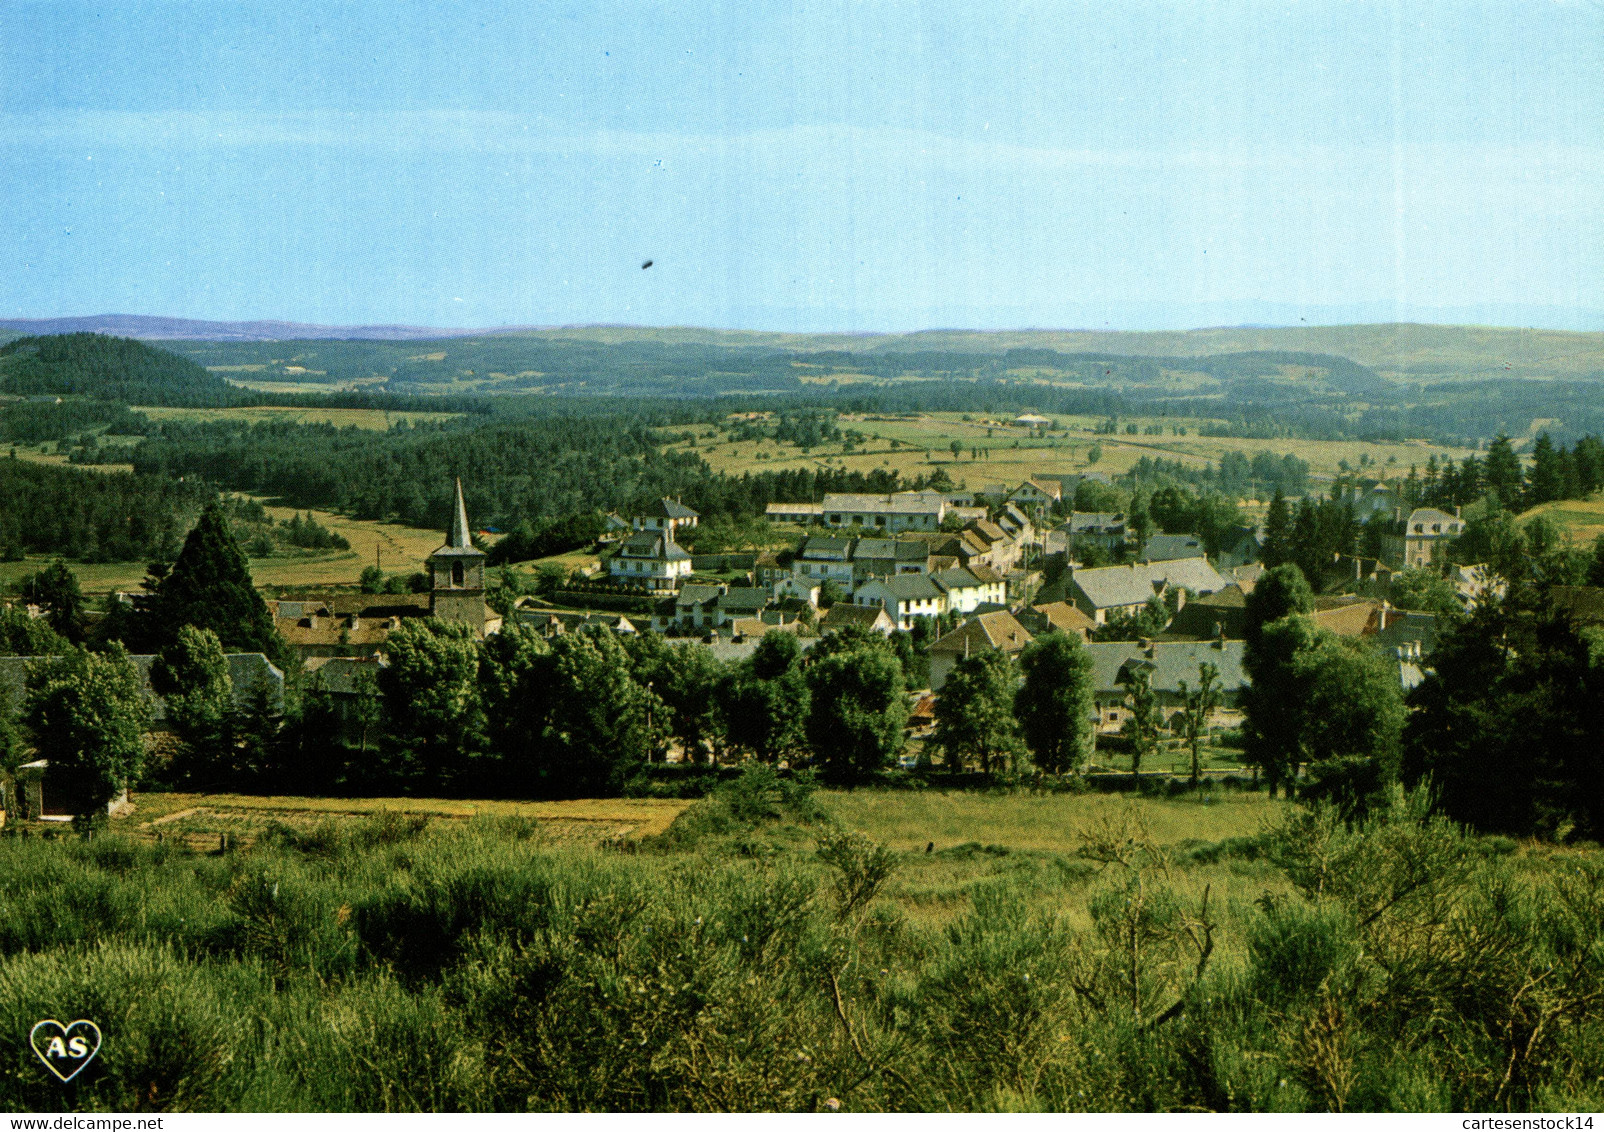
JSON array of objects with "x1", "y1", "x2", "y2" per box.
[
  {"x1": 4, "y1": 315, "x2": 1604, "y2": 384},
  {"x1": 0, "y1": 314, "x2": 536, "y2": 342}
]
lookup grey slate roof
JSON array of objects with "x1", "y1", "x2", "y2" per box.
[
  {"x1": 852, "y1": 538, "x2": 930, "y2": 561},
  {"x1": 618, "y1": 531, "x2": 692, "y2": 561},
  {"x1": 643, "y1": 498, "x2": 700, "y2": 520},
  {"x1": 1070, "y1": 558, "x2": 1230, "y2": 611},
  {"x1": 799, "y1": 536, "x2": 854, "y2": 559},
  {"x1": 930, "y1": 566, "x2": 995, "y2": 593},
  {"x1": 715, "y1": 587, "x2": 770, "y2": 614},
  {"x1": 1153, "y1": 557, "x2": 1228, "y2": 594},
  {"x1": 1141, "y1": 534, "x2": 1206, "y2": 562},
  {"x1": 1071, "y1": 565, "x2": 1168, "y2": 610},
  {"x1": 821, "y1": 492, "x2": 944, "y2": 515},
  {"x1": 1085, "y1": 640, "x2": 1248, "y2": 697},
  {"x1": 1063, "y1": 512, "x2": 1126, "y2": 535},
  {"x1": 1372, "y1": 610, "x2": 1438, "y2": 656},
  {"x1": 821, "y1": 605, "x2": 894, "y2": 631},
  {"x1": 864, "y1": 574, "x2": 944, "y2": 602},
  {"x1": 676, "y1": 584, "x2": 725, "y2": 608}
]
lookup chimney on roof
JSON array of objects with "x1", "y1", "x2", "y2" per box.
[{"x1": 1454, "y1": 504, "x2": 1462, "y2": 519}]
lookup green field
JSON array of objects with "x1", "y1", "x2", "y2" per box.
[
  {"x1": 0, "y1": 489, "x2": 449, "y2": 594},
  {"x1": 666, "y1": 411, "x2": 1476, "y2": 498},
  {"x1": 135, "y1": 405, "x2": 461, "y2": 430},
  {"x1": 1519, "y1": 492, "x2": 1604, "y2": 547},
  {"x1": 2, "y1": 781, "x2": 1597, "y2": 1111}
]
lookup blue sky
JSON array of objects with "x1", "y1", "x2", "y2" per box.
[{"x1": 3, "y1": 1, "x2": 1601, "y2": 332}]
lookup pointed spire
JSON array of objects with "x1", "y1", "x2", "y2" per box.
[{"x1": 449, "y1": 478, "x2": 472, "y2": 549}]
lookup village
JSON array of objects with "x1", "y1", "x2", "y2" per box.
[{"x1": 8, "y1": 446, "x2": 1537, "y2": 821}]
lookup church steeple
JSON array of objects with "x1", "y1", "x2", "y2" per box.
[
  {"x1": 427, "y1": 477, "x2": 492, "y2": 636},
  {"x1": 447, "y1": 477, "x2": 473, "y2": 549}
]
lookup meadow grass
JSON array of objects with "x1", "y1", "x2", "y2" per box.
[
  {"x1": 0, "y1": 780, "x2": 1599, "y2": 1112},
  {"x1": 665, "y1": 411, "x2": 1477, "y2": 489},
  {"x1": 133, "y1": 406, "x2": 461, "y2": 430},
  {"x1": 1519, "y1": 492, "x2": 1604, "y2": 545},
  {"x1": 825, "y1": 786, "x2": 1283, "y2": 853},
  {"x1": 0, "y1": 483, "x2": 447, "y2": 593}
]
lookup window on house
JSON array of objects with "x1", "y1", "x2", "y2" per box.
[{"x1": 452, "y1": 561, "x2": 464, "y2": 587}]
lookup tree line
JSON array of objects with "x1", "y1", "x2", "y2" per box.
[{"x1": 0, "y1": 457, "x2": 213, "y2": 564}]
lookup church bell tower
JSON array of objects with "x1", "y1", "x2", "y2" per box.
[{"x1": 427, "y1": 478, "x2": 490, "y2": 634}]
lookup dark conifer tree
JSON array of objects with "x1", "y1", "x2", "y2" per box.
[
  {"x1": 1291, "y1": 497, "x2": 1322, "y2": 587},
  {"x1": 1484, "y1": 434, "x2": 1523, "y2": 506},
  {"x1": 1527, "y1": 433, "x2": 1565, "y2": 507},
  {"x1": 1261, "y1": 489, "x2": 1293, "y2": 569},
  {"x1": 146, "y1": 502, "x2": 286, "y2": 665}
]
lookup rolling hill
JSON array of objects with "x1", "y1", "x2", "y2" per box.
[{"x1": 0, "y1": 333, "x2": 240, "y2": 405}]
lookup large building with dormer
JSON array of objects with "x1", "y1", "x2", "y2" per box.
[{"x1": 1383, "y1": 507, "x2": 1465, "y2": 570}]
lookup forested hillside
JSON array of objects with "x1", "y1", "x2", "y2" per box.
[
  {"x1": 0, "y1": 459, "x2": 214, "y2": 563},
  {"x1": 0, "y1": 333, "x2": 242, "y2": 406},
  {"x1": 128, "y1": 415, "x2": 937, "y2": 532}
]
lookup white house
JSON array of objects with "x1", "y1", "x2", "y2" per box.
[
  {"x1": 930, "y1": 565, "x2": 1007, "y2": 614},
  {"x1": 820, "y1": 492, "x2": 946, "y2": 532},
  {"x1": 790, "y1": 535, "x2": 856, "y2": 592},
  {"x1": 853, "y1": 574, "x2": 946, "y2": 630},
  {"x1": 633, "y1": 498, "x2": 700, "y2": 538},
  {"x1": 609, "y1": 530, "x2": 692, "y2": 592}
]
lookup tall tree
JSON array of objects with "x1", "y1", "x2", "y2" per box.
[
  {"x1": 150, "y1": 625, "x2": 234, "y2": 786},
  {"x1": 1527, "y1": 433, "x2": 1565, "y2": 507},
  {"x1": 478, "y1": 622, "x2": 556, "y2": 794},
  {"x1": 931, "y1": 649, "x2": 1022, "y2": 775},
  {"x1": 1404, "y1": 598, "x2": 1604, "y2": 838},
  {"x1": 1013, "y1": 631, "x2": 1096, "y2": 775},
  {"x1": 377, "y1": 618, "x2": 486, "y2": 790},
  {"x1": 1291, "y1": 497, "x2": 1323, "y2": 588},
  {"x1": 1243, "y1": 563, "x2": 1315, "y2": 649},
  {"x1": 1118, "y1": 664, "x2": 1162, "y2": 782},
  {"x1": 146, "y1": 502, "x2": 286, "y2": 665},
  {"x1": 1294, "y1": 635, "x2": 1405, "y2": 817},
  {"x1": 23, "y1": 644, "x2": 152, "y2": 821},
  {"x1": 18, "y1": 559, "x2": 85, "y2": 641},
  {"x1": 1176, "y1": 662, "x2": 1221, "y2": 788},
  {"x1": 1240, "y1": 613, "x2": 1321, "y2": 797},
  {"x1": 719, "y1": 632, "x2": 810, "y2": 764},
  {"x1": 1484, "y1": 434, "x2": 1523, "y2": 505},
  {"x1": 1261, "y1": 489, "x2": 1293, "y2": 569},
  {"x1": 536, "y1": 629, "x2": 664, "y2": 797},
  {"x1": 806, "y1": 645, "x2": 908, "y2": 783}
]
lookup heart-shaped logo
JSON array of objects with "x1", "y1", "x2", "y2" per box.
[{"x1": 29, "y1": 1019, "x2": 102, "y2": 1083}]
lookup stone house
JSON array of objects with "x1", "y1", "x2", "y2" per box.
[
  {"x1": 852, "y1": 574, "x2": 946, "y2": 630},
  {"x1": 927, "y1": 611, "x2": 1033, "y2": 690},
  {"x1": 1086, "y1": 639, "x2": 1247, "y2": 734},
  {"x1": 1383, "y1": 507, "x2": 1465, "y2": 570}
]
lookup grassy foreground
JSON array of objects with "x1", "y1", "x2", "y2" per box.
[{"x1": 0, "y1": 781, "x2": 1600, "y2": 1112}]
